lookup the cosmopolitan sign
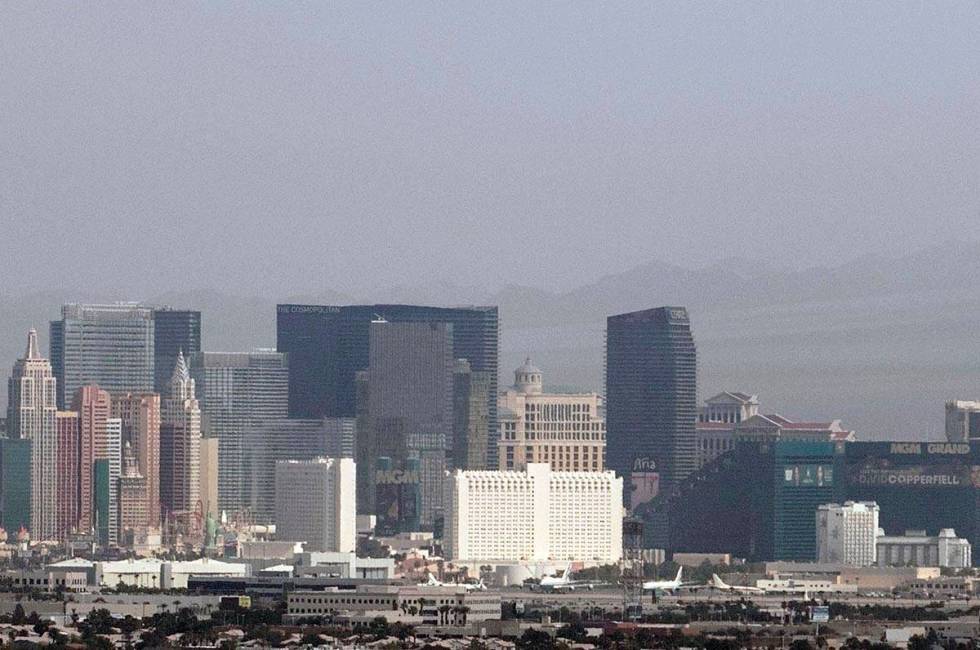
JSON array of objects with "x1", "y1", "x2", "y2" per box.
[{"x1": 277, "y1": 305, "x2": 341, "y2": 314}]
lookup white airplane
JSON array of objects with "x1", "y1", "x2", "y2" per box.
[
  {"x1": 709, "y1": 573, "x2": 767, "y2": 594},
  {"x1": 537, "y1": 564, "x2": 598, "y2": 592},
  {"x1": 642, "y1": 567, "x2": 699, "y2": 593},
  {"x1": 423, "y1": 573, "x2": 487, "y2": 591}
]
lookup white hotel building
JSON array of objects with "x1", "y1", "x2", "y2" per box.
[
  {"x1": 445, "y1": 463, "x2": 622, "y2": 563},
  {"x1": 817, "y1": 501, "x2": 880, "y2": 566},
  {"x1": 275, "y1": 457, "x2": 356, "y2": 553}
]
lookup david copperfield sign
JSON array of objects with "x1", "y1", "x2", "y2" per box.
[{"x1": 850, "y1": 464, "x2": 980, "y2": 488}]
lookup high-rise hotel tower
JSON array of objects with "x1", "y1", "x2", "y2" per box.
[{"x1": 7, "y1": 330, "x2": 58, "y2": 539}]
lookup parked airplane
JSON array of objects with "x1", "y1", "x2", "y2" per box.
[
  {"x1": 423, "y1": 573, "x2": 487, "y2": 591},
  {"x1": 709, "y1": 573, "x2": 767, "y2": 594},
  {"x1": 537, "y1": 564, "x2": 599, "y2": 592},
  {"x1": 641, "y1": 567, "x2": 698, "y2": 592}
]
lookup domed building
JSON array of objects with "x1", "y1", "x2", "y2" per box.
[
  {"x1": 498, "y1": 358, "x2": 606, "y2": 472},
  {"x1": 512, "y1": 358, "x2": 543, "y2": 395}
]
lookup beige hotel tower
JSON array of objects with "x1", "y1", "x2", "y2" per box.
[{"x1": 497, "y1": 358, "x2": 605, "y2": 472}]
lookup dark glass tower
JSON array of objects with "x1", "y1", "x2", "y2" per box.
[
  {"x1": 606, "y1": 307, "x2": 697, "y2": 507},
  {"x1": 153, "y1": 309, "x2": 202, "y2": 393},
  {"x1": 0, "y1": 438, "x2": 31, "y2": 533},
  {"x1": 276, "y1": 304, "x2": 499, "y2": 463},
  {"x1": 364, "y1": 320, "x2": 454, "y2": 529},
  {"x1": 452, "y1": 359, "x2": 491, "y2": 470}
]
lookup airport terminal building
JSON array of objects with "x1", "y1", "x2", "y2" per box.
[{"x1": 654, "y1": 440, "x2": 980, "y2": 563}]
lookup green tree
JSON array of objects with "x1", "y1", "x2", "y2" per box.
[
  {"x1": 81, "y1": 608, "x2": 115, "y2": 637},
  {"x1": 84, "y1": 635, "x2": 115, "y2": 650},
  {"x1": 46, "y1": 626, "x2": 68, "y2": 649},
  {"x1": 32, "y1": 619, "x2": 52, "y2": 636},
  {"x1": 557, "y1": 621, "x2": 587, "y2": 643},
  {"x1": 517, "y1": 629, "x2": 556, "y2": 650}
]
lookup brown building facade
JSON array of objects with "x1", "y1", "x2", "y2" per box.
[
  {"x1": 71, "y1": 385, "x2": 111, "y2": 532},
  {"x1": 112, "y1": 393, "x2": 161, "y2": 527}
]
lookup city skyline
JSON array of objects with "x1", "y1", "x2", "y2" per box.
[
  {"x1": 0, "y1": 3, "x2": 977, "y2": 641},
  {"x1": 7, "y1": 230, "x2": 980, "y2": 442},
  {"x1": 0, "y1": 280, "x2": 980, "y2": 440}
]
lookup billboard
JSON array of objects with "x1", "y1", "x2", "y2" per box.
[
  {"x1": 783, "y1": 464, "x2": 834, "y2": 487},
  {"x1": 630, "y1": 472, "x2": 660, "y2": 512},
  {"x1": 810, "y1": 606, "x2": 829, "y2": 623},
  {"x1": 849, "y1": 464, "x2": 977, "y2": 488},
  {"x1": 375, "y1": 458, "x2": 421, "y2": 535},
  {"x1": 628, "y1": 456, "x2": 660, "y2": 513}
]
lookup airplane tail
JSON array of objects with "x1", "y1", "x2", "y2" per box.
[
  {"x1": 711, "y1": 573, "x2": 725, "y2": 588},
  {"x1": 562, "y1": 562, "x2": 573, "y2": 583},
  {"x1": 427, "y1": 573, "x2": 440, "y2": 586},
  {"x1": 675, "y1": 566, "x2": 683, "y2": 583}
]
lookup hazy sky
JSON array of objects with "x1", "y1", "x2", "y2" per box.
[{"x1": 2, "y1": 2, "x2": 978, "y2": 297}]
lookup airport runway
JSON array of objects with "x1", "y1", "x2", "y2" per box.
[{"x1": 499, "y1": 587, "x2": 979, "y2": 612}]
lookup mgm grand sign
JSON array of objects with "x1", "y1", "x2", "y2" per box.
[{"x1": 889, "y1": 442, "x2": 971, "y2": 455}]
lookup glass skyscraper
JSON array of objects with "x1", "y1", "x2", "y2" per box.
[
  {"x1": 50, "y1": 303, "x2": 155, "y2": 409},
  {"x1": 606, "y1": 307, "x2": 697, "y2": 511},
  {"x1": 0, "y1": 438, "x2": 31, "y2": 533},
  {"x1": 362, "y1": 320, "x2": 454, "y2": 528},
  {"x1": 276, "y1": 304, "x2": 499, "y2": 463},
  {"x1": 243, "y1": 418, "x2": 349, "y2": 523},
  {"x1": 452, "y1": 359, "x2": 491, "y2": 471},
  {"x1": 189, "y1": 351, "x2": 288, "y2": 514},
  {"x1": 153, "y1": 309, "x2": 201, "y2": 393}
]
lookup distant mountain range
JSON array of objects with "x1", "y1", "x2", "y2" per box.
[{"x1": 5, "y1": 241, "x2": 979, "y2": 441}]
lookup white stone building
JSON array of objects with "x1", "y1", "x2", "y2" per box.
[
  {"x1": 497, "y1": 359, "x2": 605, "y2": 472},
  {"x1": 105, "y1": 417, "x2": 122, "y2": 546},
  {"x1": 160, "y1": 352, "x2": 201, "y2": 518},
  {"x1": 816, "y1": 501, "x2": 879, "y2": 566},
  {"x1": 876, "y1": 528, "x2": 972, "y2": 568},
  {"x1": 275, "y1": 457, "x2": 356, "y2": 553},
  {"x1": 445, "y1": 463, "x2": 622, "y2": 563},
  {"x1": 698, "y1": 391, "x2": 759, "y2": 424}
]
